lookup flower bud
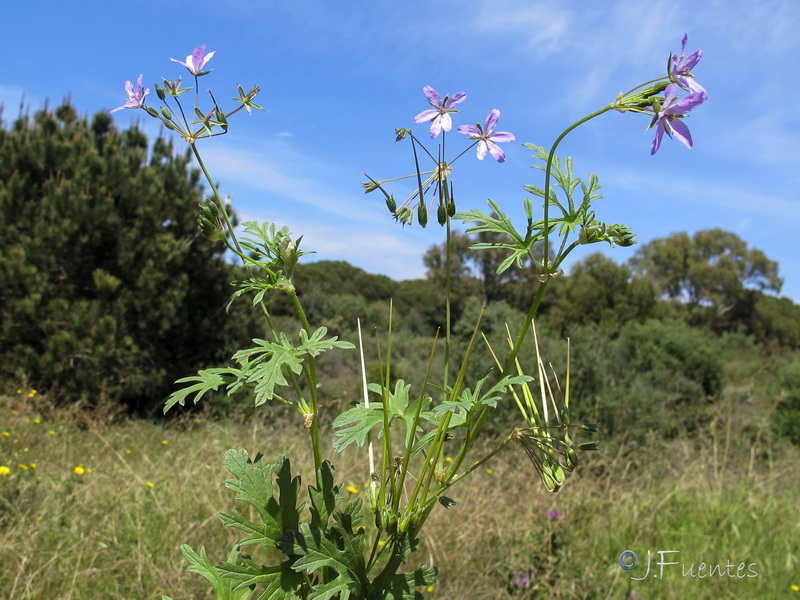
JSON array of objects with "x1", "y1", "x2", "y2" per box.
[
  {"x1": 565, "y1": 447, "x2": 579, "y2": 470},
  {"x1": 395, "y1": 128, "x2": 409, "y2": 141},
  {"x1": 417, "y1": 202, "x2": 428, "y2": 228},
  {"x1": 366, "y1": 482, "x2": 380, "y2": 511},
  {"x1": 385, "y1": 195, "x2": 397, "y2": 213},
  {"x1": 578, "y1": 441, "x2": 599, "y2": 451},
  {"x1": 437, "y1": 203, "x2": 447, "y2": 226},
  {"x1": 160, "y1": 106, "x2": 173, "y2": 120},
  {"x1": 580, "y1": 423, "x2": 600, "y2": 433},
  {"x1": 438, "y1": 496, "x2": 457, "y2": 508},
  {"x1": 379, "y1": 506, "x2": 398, "y2": 533}
]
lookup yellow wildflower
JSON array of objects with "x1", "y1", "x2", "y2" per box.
[
  {"x1": 30, "y1": 464, "x2": 37, "y2": 469},
  {"x1": 485, "y1": 468, "x2": 493, "y2": 474},
  {"x1": 125, "y1": 449, "x2": 132, "y2": 454},
  {"x1": 33, "y1": 418, "x2": 41, "y2": 424},
  {"x1": 792, "y1": 584, "x2": 800, "y2": 592},
  {"x1": 15, "y1": 389, "x2": 22, "y2": 394},
  {"x1": 346, "y1": 485, "x2": 359, "y2": 494},
  {"x1": 161, "y1": 440, "x2": 169, "y2": 446},
  {"x1": 0, "y1": 466, "x2": 10, "y2": 476},
  {"x1": 426, "y1": 586, "x2": 434, "y2": 593},
  {"x1": 444, "y1": 457, "x2": 452, "y2": 463},
  {"x1": 146, "y1": 481, "x2": 155, "y2": 488},
  {"x1": 48, "y1": 430, "x2": 57, "y2": 436},
  {"x1": 2, "y1": 431, "x2": 9, "y2": 437},
  {"x1": 74, "y1": 465, "x2": 86, "y2": 475},
  {"x1": 18, "y1": 464, "x2": 28, "y2": 470}
]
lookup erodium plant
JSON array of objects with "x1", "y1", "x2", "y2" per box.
[{"x1": 111, "y1": 36, "x2": 707, "y2": 599}]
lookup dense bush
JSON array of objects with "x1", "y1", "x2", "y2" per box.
[{"x1": 0, "y1": 104, "x2": 249, "y2": 412}]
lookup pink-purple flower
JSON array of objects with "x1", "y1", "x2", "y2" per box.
[
  {"x1": 414, "y1": 86, "x2": 466, "y2": 138},
  {"x1": 457, "y1": 109, "x2": 516, "y2": 162},
  {"x1": 110, "y1": 74, "x2": 149, "y2": 113},
  {"x1": 171, "y1": 45, "x2": 216, "y2": 76},
  {"x1": 513, "y1": 571, "x2": 530, "y2": 589},
  {"x1": 670, "y1": 33, "x2": 705, "y2": 94},
  {"x1": 650, "y1": 83, "x2": 707, "y2": 155},
  {"x1": 546, "y1": 510, "x2": 563, "y2": 519}
]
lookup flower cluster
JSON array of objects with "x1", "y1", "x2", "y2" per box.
[
  {"x1": 649, "y1": 34, "x2": 708, "y2": 154},
  {"x1": 110, "y1": 45, "x2": 262, "y2": 143},
  {"x1": 413, "y1": 85, "x2": 516, "y2": 162},
  {"x1": 365, "y1": 85, "x2": 516, "y2": 227}
]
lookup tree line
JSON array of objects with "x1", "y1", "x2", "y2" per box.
[{"x1": 1, "y1": 103, "x2": 798, "y2": 446}]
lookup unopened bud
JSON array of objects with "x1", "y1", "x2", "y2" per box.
[
  {"x1": 437, "y1": 203, "x2": 447, "y2": 226},
  {"x1": 580, "y1": 423, "x2": 600, "y2": 433},
  {"x1": 578, "y1": 441, "x2": 599, "y2": 451},
  {"x1": 438, "y1": 496, "x2": 457, "y2": 508},
  {"x1": 395, "y1": 128, "x2": 409, "y2": 141},
  {"x1": 385, "y1": 195, "x2": 397, "y2": 213},
  {"x1": 417, "y1": 202, "x2": 428, "y2": 228}
]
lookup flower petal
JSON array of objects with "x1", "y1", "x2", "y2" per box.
[
  {"x1": 487, "y1": 141, "x2": 506, "y2": 162},
  {"x1": 439, "y1": 113, "x2": 453, "y2": 132},
  {"x1": 429, "y1": 116, "x2": 444, "y2": 138},
  {"x1": 484, "y1": 109, "x2": 500, "y2": 133},
  {"x1": 667, "y1": 90, "x2": 707, "y2": 115},
  {"x1": 457, "y1": 124, "x2": 480, "y2": 137},
  {"x1": 422, "y1": 86, "x2": 442, "y2": 107},
  {"x1": 488, "y1": 131, "x2": 515, "y2": 143},
  {"x1": 650, "y1": 121, "x2": 666, "y2": 155},
  {"x1": 414, "y1": 109, "x2": 439, "y2": 123},
  {"x1": 476, "y1": 140, "x2": 488, "y2": 160},
  {"x1": 668, "y1": 118, "x2": 693, "y2": 149},
  {"x1": 444, "y1": 91, "x2": 467, "y2": 109}
]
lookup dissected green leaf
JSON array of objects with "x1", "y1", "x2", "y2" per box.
[
  {"x1": 309, "y1": 461, "x2": 343, "y2": 529},
  {"x1": 222, "y1": 451, "x2": 302, "y2": 547},
  {"x1": 219, "y1": 559, "x2": 306, "y2": 600},
  {"x1": 234, "y1": 328, "x2": 353, "y2": 406},
  {"x1": 181, "y1": 544, "x2": 252, "y2": 600},
  {"x1": 165, "y1": 368, "x2": 242, "y2": 413}
]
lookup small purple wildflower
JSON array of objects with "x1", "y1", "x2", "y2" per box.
[
  {"x1": 670, "y1": 33, "x2": 705, "y2": 94},
  {"x1": 513, "y1": 571, "x2": 530, "y2": 589},
  {"x1": 546, "y1": 510, "x2": 563, "y2": 519},
  {"x1": 650, "y1": 83, "x2": 707, "y2": 155},
  {"x1": 110, "y1": 75, "x2": 149, "y2": 113},
  {"x1": 414, "y1": 86, "x2": 466, "y2": 138},
  {"x1": 171, "y1": 45, "x2": 216, "y2": 76},
  {"x1": 457, "y1": 109, "x2": 516, "y2": 162}
]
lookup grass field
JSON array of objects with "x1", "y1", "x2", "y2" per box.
[{"x1": 2, "y1": 392, "x2": 799, "y2": 599}]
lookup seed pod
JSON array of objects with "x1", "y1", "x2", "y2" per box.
[{"x1": 385, "y1": 195, "x2": 396, "y2": 213}]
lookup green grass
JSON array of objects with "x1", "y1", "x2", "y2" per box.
[{"x1": 2, "y1": 392, "x2": 799, "y2": 599}]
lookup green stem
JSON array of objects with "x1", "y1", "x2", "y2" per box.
[
  {"x1": 444, "y1": 217, "x2": 452, "y2": 399},
  {"x1": 504, "y1": 104, "x2": 615, "y2": 376},
  {"x1": 189, "y1": 144, "x2": 245, "y2": 259}
]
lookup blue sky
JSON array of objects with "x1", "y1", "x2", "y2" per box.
[{"x1": 4, "y1": 0, "x2": 800, "y2": 301}]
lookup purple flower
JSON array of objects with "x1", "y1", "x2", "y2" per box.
[
  {"x1": 457, "y1": 109, "x2": 516, "y2": 162},
  {"x1": 546, "y1": 510, "x2": 563, "y2": 519},
  {"x1": 513, "y1": 571, "x2": 530, "y2": 589},
  {"x1": 110, "y1": 74, "x2": 149, "y2": 113},
  {"x1": 170, "y1": 45, "x2": 216, "y2": 76},
  {"x1": 670, "y1": 33, "x2": 705, "y2": 94},
  {"x1": 414, "y1": 86, "x2": 466, "y2": 138},
  {"x1": 650, "y1": 83, "x2": 707, "y2": 155}
]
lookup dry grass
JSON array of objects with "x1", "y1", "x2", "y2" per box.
[{"x1": 2, "y1": 392, "x2": 799, "y2": 599}]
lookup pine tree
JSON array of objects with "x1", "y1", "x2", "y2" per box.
[{"x1": 0, "y1": 102, "x2": 241, "y2": 412}]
